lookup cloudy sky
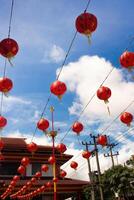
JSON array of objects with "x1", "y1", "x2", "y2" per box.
[{"x1": 0, "y1": 0, "x2": 134, "y2": 180}]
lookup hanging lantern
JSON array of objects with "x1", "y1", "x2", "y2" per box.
[
  {"x1": 48, "y1": 156, "x2": 55, "y2": 165},
  {"x1": 120, "y1": 51, "x2": 134, "y2": 70},
  {"x1": 0, "y1": 77, "x2": 13, "y2": 95},
  {"x1": 82, "y1": 151, "x2": 91, "y2": 159},
  {"x1": 21, "y1": 157, "x2": 30, "y2": 167},
  {"x1": 26, "y1": 181, "x2": 32, "y2": 187},
  {"x1": 13, "y1": 175, "x2": 20, "y2": 182},
  {"x1": 97, "y1": 86, "x2": 111, "y2": 114},
  {"x1": 57, "y1": 143, "x2": 67, "y2": 154},
  {"x1": 31, "y1": 177, "x2": 36, "y2": 184},
  {"x1": 120, "y1": 112, "x2": 133, "y2": 126},
  {"x1": 10, "y1": 180, "x2": 16, "y2": 187},
  {"x1": 53, "y1": 177, "x2": 58, "y2": 183},
  {"x1": 60, "y1": 170, "x2": 67, "y2": 178},
  {"x1": 75, "y1": 12, "x2": 97, "y2": 43},
  {"x1": 50, "y1": 80, "x2": 67, "y2": 99},
  {"x1": 0, "y1": 116, "x2": 7, "y2": 129},
  {"x1": 0, "y1": 38, "x2": 19, "y2": 59},
  {"x1": 70, "y1": 161, "x2": 78, "y2": 170},
  {"x1": 35, "y1": 171, "x2": 42, "y2": 178},
  {"x1": 97, "y1": 135, "x2": 107, "y2": 146},
  {"x1": 0, "y1": 153, "x2": 4, "y2": 160},
  {"x1": 0, "y1": 139, "x2": 4, "y2": 150},
  {"x1": 17, "y1": 165, "x2": 25, "y2": 175},
  {"x1": 27, "y1": 142, "x2": 38, "y2": 154},
  {"x1": 37, "y1": 118, "x2": 49, "y2": 132},
  {"x1": 41, "y1": 164, "x2": 49, "y2": 172},
  {"x1": 46, "y1": 181, "x2": 52, "y2": 188},
  {"x1": 72, "y1": 121, "x2": 84, "y2": 135}
]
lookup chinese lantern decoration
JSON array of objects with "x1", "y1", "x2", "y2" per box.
[
  {"x1": 0, "y1": 153, "x2": 4, "y2": 160},
  {"x1": 27, "y1": 142, "x2": 38, "y2": 154},
  {"x1": 46, "y1": 181, "x2": 52, "y2": 188},
  {"x1": 31, "y1": 177, "x2": 36, "y2": 184},
  {"x1": 17, "y1": 165, "x2": 25, "y2": 175},
  {"x1": 53, "y1": 177, "x2": 58, "y2": 183},
  {"x1": 0, "y1": 38, "x2": 19, "y2": 59},
  {"x1": 57, "y1": 143, "x2": 67, "y2": 154},
  {"x1": 0, "y1": 139, "x2": 4, "y2": 150},
  {"x1": 97, "y1": 135, "x2": 107, "y2": 146},
  {"x1": 13, "y1": 175, "x2": 20, "y2": 182},
  {"x1": 0, "y1": 77, "x2": 13, "y2": 95},
  {"x1": 97, "y1": 86, "x2": 111, "y2": 115},
  {"x1": 72, "y1": 121, "x2": 84, "y2": 135},
  {"x1": 75, "y1": 12, "x2": 97, "y2": 43},
  {"x1": 120, "y1": 51, "x2": 134, "y2": 70},
  {"x1": 0, "y1": 116, "x2": 7, "y2": 129},
  {"x1": 37, "y1": 118, "x2": 49, "y2": 132},
  {"x1": 41, "y1": 164, "x2": 49, "y2": 172},
  {"x1": 35, "y1": 171, "x2": 42, "y2": 178},
  {"x1": 82, "y1": 151, "x2": 91, "y2": 159},
  {"x1": 60, "y1": 170, "x2": 67, "y2": 178},
  {"x1": 70, "y1": 161, "x2": 78, "y2": 170},
  {"x1": 50, "y1": 80, "x2": 67, "y2": 99},
  {"x1": 21, "y1": 157, "x2": 30, "y2": 167},
  {"x1": 120, "y1": 112, "x2": 133, "y2": 126},
  {"x1": 48, "y1": 156, "x2": 55, "y2": 165}
]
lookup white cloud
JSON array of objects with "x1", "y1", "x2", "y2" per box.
[
  {"x1": 42, "y1": 44, "x2": 65, "y2": 63},
  {"x1": 57, "y1": 55, "x2": 134, "y2": 133}
]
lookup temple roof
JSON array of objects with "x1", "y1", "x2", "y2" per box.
[{"x1": 0, "y1": 137, "x2": 72, "y2": 164}]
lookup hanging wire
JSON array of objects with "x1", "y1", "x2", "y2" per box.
[
  {"x1": 0, "y1": 0, "x2": 15, "y2": 117},
  {"x1": 8, "y1": 0, "x2": 15, "y2": 38},
  {"x1": 30, "y1": 0, "x2": 92, "y2": 142},
  {"x1": 101, "y1": 99, "x2": 134, "y2": 135},
  {"x1": 60, "y1": 67, "x2": 114, "y2": 143}
]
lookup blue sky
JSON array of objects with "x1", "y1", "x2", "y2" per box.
[{"x1": 0, "y1": 0, "x2": 134, "y2": 172}]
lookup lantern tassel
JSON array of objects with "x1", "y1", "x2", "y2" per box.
[
  {"x1": 8, "y1": 58, "x2": 14, "y2": 67},
  {"x1": 57, "y1": 95, "x2": 62, "y2": 100},
  {"x1": 104, "y1": 100, "x2": 110, "y2": 115}
]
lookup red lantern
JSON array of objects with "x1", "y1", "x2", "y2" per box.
[
  {"x1": 75, "y1": 12, "x2": 97, "y2": 42},
  {"x1": 31, "y1": 177, "x2": 36, "y2": 184},
  {"x1": 0, "y1": 153, "x2": 4, "y2": 160},
  {"x1": 37, "y1": 118, "x2": 49, "y2": 132},
  {"x1": 97, "y1": 86, "x2": 111, "y2": 103},
  {"x1": 82, "y1": 151, "x2": 91, "y2": 159},
  {"x1": 26, "y1": 181, "x2": 32, "y2": 187},
  {"x1": 120, "y1": 51, "x2": 134, "y2": 70},
  {"x1": 72, "y1": 121, "x2": 84, "y2": 135},
  {"x1": 0, "y1": 38, "x2": 19, "y2": 58},
  {"x1": 0, "y1": 115, "x2": 7, "y2": 129},
  {"x1": 53, "y1": 177, "x2": 58, "y2": 183},
  {"x1": 17, "y1": 165, "x2": 25, "y2": 175},
  {"x1": 97, "y1": 86, "x2": 111, "y2": 114},
  {"x1": 13, "y1": 175, "x2": 20, "y2": 182},
  {"x1": 0, "y1": 77, "x2": 13, "y2": 94},
  {"x1": 70, "y1": 161, "x2": 78, "y2": 170},
  {"x1": 50, "y1": 80, "x2": 67, "y2": 99},
  {"x1": 41, "y1": 164, "x2": 49, "y2": 172},
  {"x1": 0, "y1": 139, "x2": 4, "y2": 150},
  {"x1": 46, "y1": 181, "x2": 52, "y2": 188},
  {"x1": 35, "y1": 171, "x2": 42, "y2": 178},
  {"x1": 97, "y1": 135, "x2": 107, "y2": 146},
  {"x1": 120, "y1": 112, "x2": 133, "y2": 126},
  {"x1": 21, "y1": 157, "x2": 30, "y2": 167},
  {"x1": 10, "y1": 180, "x2": 16, "y2": 187},
  {"x1": 27, "y1": 142, "x2": 38, "y2": 153},
  {"x1": 48, "y1": 156, "x2": 55, "y2": 165},
  {"x1": 57, "y1": 143, "x2": 67, "y2": 154},
  {"x1": 60, "y1": 170, "x2": 67, "y2": 178}
]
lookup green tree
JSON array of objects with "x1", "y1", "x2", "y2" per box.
[{"x1": 82, "y1": 165, "x2": 134, "y2": 200}]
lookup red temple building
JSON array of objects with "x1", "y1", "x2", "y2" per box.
[{"x1": 0, "y1": 137, "x2": 89, "y2": 200}]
